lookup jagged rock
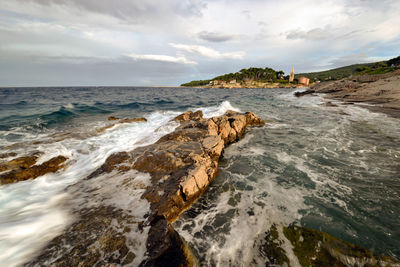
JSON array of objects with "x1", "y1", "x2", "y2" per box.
[
  {"x1": 0, "y1": 152, "x2": 18, "y2": 159},
  {"x1": 294, "y1": 90, "x2": 315, "y2": 97},
  {"x1": 0, "y1": 155, "x2": 68, "y2": 185},
  {"x1": 92, "y1": 110, "x2": 265, "y2": 221},
  {"x1": 87, "y1": 110, "x2": 265, "y2": 265},
  {"x1": 108, "y1": 116, "x2": 120, "y2": 121},
  {"x1": 119, "y1": 117, "x2": 147, "y2": 123},
  {"x1": 140, "y1": 216, "x2": 198, "y2": 267},
  {"x1": 27, "y1": 110, "x2": 264, "y2": 267},
  {"x1": 0, "y1": 154, "x2": 40, "y2": 172}
]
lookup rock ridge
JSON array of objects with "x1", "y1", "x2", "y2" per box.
[{"x1": 27, "y1": 110, "x2": 265, "y2": 266}]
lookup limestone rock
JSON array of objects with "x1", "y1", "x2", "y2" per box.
[
  {"x1": 0, "y1": 154, "x2": 68, "y2": 185},
  {"x1": 29, "y1": 110, "x2": 264, "y2": 266}
]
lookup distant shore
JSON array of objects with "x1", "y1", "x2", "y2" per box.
[
  {"x1": 309, "y1": 69, "x2": 400, "y2": 118},
  {"x1": 183, "y1": 81, "x2": 309, "y2": 89}
]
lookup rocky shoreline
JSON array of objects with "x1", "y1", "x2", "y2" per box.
[
  {"x1": 24, "y1": 110, "x2": 265, "y2": 266},
  {"x1": 190, "y1": 81, "x2": 308, "y2": 89},
  {"x1": 309, "y1": 70, "x2": 400, "y2": 118},
  {"x1": 2, "y1": 109, "x2": 399, "y2": 266}
]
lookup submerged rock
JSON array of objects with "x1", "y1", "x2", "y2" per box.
[
  {"x1": 0, "y1": 154, "x2": 68, "y2": 185},
  {"x1": 294, "y1": 90, "x2": 315, "y2": 97},
  {"x1": 283, "y1": 225, "x2": 399, "y2": 267}
]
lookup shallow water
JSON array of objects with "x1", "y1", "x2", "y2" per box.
[{"x1": 0, "y1": 87, "x2": 399, "y2": 266}]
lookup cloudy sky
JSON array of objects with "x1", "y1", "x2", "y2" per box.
[{"x1": 0, "y1": 0, "x2": 399, "y2": 86}]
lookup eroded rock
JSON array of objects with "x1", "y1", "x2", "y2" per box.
[
  {"x1": 92, "y1": 110, "x2": 265, "y2": 221},
  {"x1": 0, "y1": 155, "x2": 68, "y2": 185},
  {"x1": 27, "y1": 110, "x2": 265, "y2": 267},
  {"x1": 88, "y1": 110, "x2": 265, "y2": 265}
]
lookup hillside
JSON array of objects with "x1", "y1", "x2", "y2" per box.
[
  {"x1": 181, "y1": 56, "x2": 400, "y2": 87},
  {"x1": 296, "y1": 56, "x2": 400, "y2": 81}
]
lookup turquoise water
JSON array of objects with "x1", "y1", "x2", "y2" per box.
[{"x1": 0, "y1": 87, "x2": 399, "y2": 265}]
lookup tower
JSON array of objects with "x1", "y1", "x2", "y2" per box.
[{"x1": 289, "y1": 67, "x2": 294, "y2": 82}]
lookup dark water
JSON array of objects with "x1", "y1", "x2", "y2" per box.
[{"x1": 0, "y1": 87, "x2": 399, "y2": 266}]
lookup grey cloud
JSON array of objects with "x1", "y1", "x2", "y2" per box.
[
  {"x1": 0, "y1": 54, "x2": 195, "y2": 86},
  {"x1": 14, "y1": 0, "x2": 207, "y2": 23},
  {"x1": 327, "y1": 53, "x2": 374, "y2": 68},
  {"x1": 198, "y1": 31, "x2": 236, "y2": 42},
  {"x1": 286, "y1": 27, "x2": 332, "y2": 41}
]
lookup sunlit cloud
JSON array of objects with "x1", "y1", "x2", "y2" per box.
[
  {"x1": 127, "y1": 54, "x2": 197, "y2": 65},
  {"x1": 170, "y1": 43, "x2": 245, "y2": 59}
]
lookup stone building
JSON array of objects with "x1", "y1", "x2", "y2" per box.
[
  {"x1": 298, "y1": 76, "x2": 310, "y2": 86},
  {"x1": 289, "y1": 67, "x2": 295, "y2": 82}
]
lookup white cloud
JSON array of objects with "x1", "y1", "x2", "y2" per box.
[
  {"x1": 0, "y1": 0, "x2": 399, "y2": 85},
  {"x1": 127, "y1": 54, "x2": 197, "y2": 65},
  {"x1": 170, "y1": 43, "x2": 245, "y2": 59}
]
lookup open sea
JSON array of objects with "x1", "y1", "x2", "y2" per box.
[{"x1": 0, "y1": 87, "x2": 399, "y2": 266}]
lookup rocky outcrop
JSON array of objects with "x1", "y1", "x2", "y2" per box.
[
  {"x1": 0, "y1": 154, "x2": 68, "y2": 185},
  {"x1": 311, "y1": 70, "x2": 400, "y2": 118},
  {"x1": 27, "y1": 110, "x2": 265, "y2": 266},
  {"x1": 294, "y1": 89, "x2": 315, "y2": 97},
  {"x1": 91, "y1": 110, "x2": 264, "y2": 221},
  {"x1": 95, "y1": 110, "x2": 264, "y2": 265}
]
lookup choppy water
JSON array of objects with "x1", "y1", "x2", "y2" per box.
[{"x1": 0, "y1": 87, "x2": 399, "y2": 266}]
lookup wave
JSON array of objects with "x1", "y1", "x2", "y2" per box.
[
  {"x1": 0, "y1": 101, "x2": 242, "y2": 266},
  {"x1": 0, "y1": 104, "x2": 111, "y2": 131}
]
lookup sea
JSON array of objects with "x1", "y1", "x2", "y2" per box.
[{"x1": 0, "y1": 86, "x2": 399, "y2": 266}]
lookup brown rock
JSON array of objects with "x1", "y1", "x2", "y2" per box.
[
  {"x1": 0, "y1": 152, "x2": 18, "y2": 159},
  {"x1": 29, "y1": 110, "x2": 264, "y2": 266},
  {"x1": 91, "y1": 110, "x2": 265, "y2": 221},
  {"x1": 108, "y1": 116, "x2": 120, "y2": 121},
  {"x1": 119, "y1": 117, "x2": 147, "y2": 123},
  {"x1": 140, "y1": 216, "x2": 198, "y2": 267},
  {"x1": 174, "y1": 110, "x2": 203, "y2": 122},
  {"x1": 0, "y1": 155, "x2": 68, "y2": 185}
]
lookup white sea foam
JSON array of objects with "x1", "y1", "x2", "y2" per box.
[
  {"x1": 197, "y1": 100, "x2": 241, "y2": 118},
  {"x1": 0, "y1": 101, "x2": 238, "y2": 266},
  {"x1": 176, "y1": 134, "x2": 310, "y2": 266},
  {"x1": 0, "y1": 110, "x2": 180, "y2": 266}
]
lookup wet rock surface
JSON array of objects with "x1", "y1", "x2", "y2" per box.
[
  {"x1": 294, "y1": 89, "x2": 315, "y2": 97},
  {"x1": 0, "y1": 154, "x2": 68, "y2": 185},
  {"x1": 27, "y1": 110, "x2": 264, "y2": 266},
  {"x1": 282, "y1": 225, "x2": 399, "y2": 267},
  {"x1": 91, "y1": 110, "x2": 265, "y2": 221}
]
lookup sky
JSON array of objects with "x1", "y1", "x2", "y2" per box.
[{"x1": 0, "y1": 0, "x2": 399, "y2": 86}]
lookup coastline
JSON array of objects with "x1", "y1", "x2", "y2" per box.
[
  {"x1": 306, "y1": 70, "x2": 400, "y2": 118},
  {"x1": 183, "y1": 82, "x2": 309, "y2": 89}
]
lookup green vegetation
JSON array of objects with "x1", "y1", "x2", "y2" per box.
[
  {"x1": 181, "y1": 55, "x2": 400, "y2": 87},
  {"x1": 296, "y1": 55, "x2": 400, "y2": 81},
  {"x1": 295, "y1": 63, "x2": 377, "y2": 81},
  {"x1": 181, "y1": 67, "x2": 285, "y2": 87}
]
